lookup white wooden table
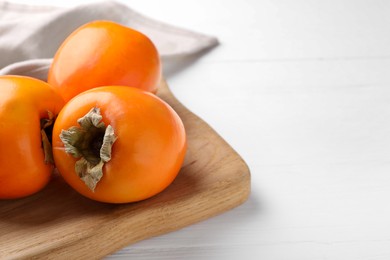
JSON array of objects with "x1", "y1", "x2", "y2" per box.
[{"x1": 10, "y1": 0, "x2": 390, "y2": 259}]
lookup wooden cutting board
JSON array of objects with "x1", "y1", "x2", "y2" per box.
[{"x1": 0, "y1": 80, "x2": 251, "y2": 259}]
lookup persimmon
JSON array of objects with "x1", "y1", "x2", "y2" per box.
[
  {"x1": 52, "y1": 86, "x2": 186, "y2": 203},
  {"x1": 48, "y1": 20, "x2": 161, "y2": 102},
  {"x1": 0, "y1": 76, "x2": 64, "y2": 199}
]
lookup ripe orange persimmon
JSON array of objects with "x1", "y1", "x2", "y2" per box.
[
  {"x1": 0, "y1": 75, "x2": 64, "y2": 199},
  {"x1": 48, "y1": 20, "x2": 161, "y2": 102},
  {"x1": 52, "y1": 86, "x2": 186, "y2": 203}
]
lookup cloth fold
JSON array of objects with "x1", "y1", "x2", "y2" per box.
[{"x1": 0, "y1": 0, "x2": 218, "y2": 80}]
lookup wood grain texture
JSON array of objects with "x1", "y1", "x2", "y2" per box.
[{"x1": 0, "y1": 80, "x2": 250, "y2": 259}]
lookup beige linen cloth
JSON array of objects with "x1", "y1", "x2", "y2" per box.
[{"x1": 0, "y1": 0, "x2": 218, "y2": 80}]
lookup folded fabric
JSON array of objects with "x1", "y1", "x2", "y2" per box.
[{"x1": 0, "y1": 0, "x2": 218, "y2": 80}]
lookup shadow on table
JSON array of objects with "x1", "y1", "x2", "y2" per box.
[
  {"x1": 162, "y1": 46, "x2": 218, "y2": 78},
  {"x1": 118, "y1": 191, "x2": 263, "y2": 259}
]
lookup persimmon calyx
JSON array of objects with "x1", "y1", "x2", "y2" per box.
[
  {"x1": 59, "y1": 107, "x2": 117, "y2": 192},
  {"x1": 40, "y1": 111, "x2": 55, "y2": 165}
]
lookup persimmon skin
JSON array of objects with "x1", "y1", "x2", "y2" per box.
[
  {"x1": 48, "y1": 20, "x2": 161, "y2": 102},
  {"x1": 0, "y1": 76, "x2": 64, "y2": 199},
  {"x1": 52, "y1": 86, "x2": 187, "y2": 204}
]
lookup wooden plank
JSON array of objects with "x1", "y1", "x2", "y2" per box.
[{"x1": 0, "y1": 80, "x2": 250, "y2": 259}]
